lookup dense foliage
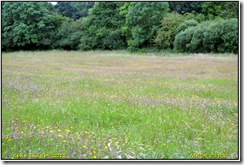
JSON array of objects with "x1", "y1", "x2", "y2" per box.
[
  {"x1": 2, "y1": 2, "x2": 60, "y2": 51},
  {"x1": 202, "y1": 2, "x2": 238, "y2": 20},
  {"x1": 154, "y1": 12, "x2": 186, "y2": 49},
  {"x1": 54, "y1": 18, "x2": 83, "y2": 50},
  {"x1": 121, "y1": 2, "x2": 169, "y2": 51},
  {"x1": 54, "y1": 2, "x2": 94, "y2": 20},
  {"x1": 1, "y1": 1, "x2": 239, "y2": 53},
  {"x1": 169, "y1": 2, "x2": 204, "y2": 14},
  {"x1": 79, "y1": 2, "x2": 126, "y2": 50},
  {"x1": 174, "y1": 18, "x2": 238, "y2": 53}
]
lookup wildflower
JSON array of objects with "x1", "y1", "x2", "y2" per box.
[
  {"x1": 63, "y1": 140, "x2": 66, "y2": 143},
  {"x1": 83, "y1": 145, "x2": 87, "y2": 149},
  {"x1": 163, "y1": 143, "x2": 166, "y2": 146},
  {"x1": 21, "y1": 131, "x2": 24, "y2": 134},
  {"x1": 46, "y1": 126, "x2": 50, "y2": 129},
  {"x1": 7, "y1": 138, "x2": 11, "y2": 142},
  {"x1": 57, "y1": 129, "x2": 61, "y2": 132},
  {"x1": 85, "y1": 131, "x2": 88, "y2": 134},
  {"x1": 198, "y1": 138, "x2": 202, "y2": 141},
  {"x1": 50, "y1": 130, "x2": 53, "y2": 133},
  {"x1": 116, "y1": 141, "x2": 119, "y2": 144},
  {"x1": 104, "y1": 146, "x2": 108, "y2": 149},
  {"x1": 93, "y1": 150, "x2": 96, "y2": 154},
  {"x1": 65, "y1": 129, "x2": 71, "y2": 134},
  {"x1": 93, "y1": 156, "x2": 97, "y2": 159},
  {"x1": 58, "y1": 134, "x2": 62, "y2": 137}
]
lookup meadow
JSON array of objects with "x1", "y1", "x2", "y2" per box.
[{"x1": 2, "y1": 50, "x2": 239, "y2": 160}]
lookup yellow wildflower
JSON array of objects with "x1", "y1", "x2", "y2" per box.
[{"x1": 65, "y1": 129, "x2": 71, "y2": 134}]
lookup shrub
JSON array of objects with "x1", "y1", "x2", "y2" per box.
[
  {"x1": 176, "y1": 19, "x2": 198, "y2": 34},
  {"x1": 202, "y1": 18, "x2": 238, "y2": 53},
  {"x1": 190, "y1": 22, "x2": 209, "y2": 53},
  {"x1": 173, "y1": 26, "x2": 195, "y2": 52},
  {"x1": 216, "y1": 18, "x2": 238, "y2": 53},
  {"x1": 174, "y1": 18, "x2": 238, "y2": 53}
]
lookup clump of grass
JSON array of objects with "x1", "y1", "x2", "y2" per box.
[{"x1": 2, "y1": 51, "x2": 238, "y2": 160}]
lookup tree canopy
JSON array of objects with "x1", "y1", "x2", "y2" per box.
[
  {"x1": 2, "y1": 2, "x2": 59, "y2": 50},
  {"x1": 1, "y1": 1, "x2": 239, "y2": 53}
]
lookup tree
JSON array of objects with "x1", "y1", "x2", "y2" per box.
[
  {"x1": 121, "y1": 2, "x2": 169, "y2": 51},
  {"x1": 54, "y1": 18, "x2": 83, "y2": 50},
  {"x1": 73, "y1": 2, "x2": 95, "y2": 17},
  {"x1": 2, "y1": 2, "x2": 59, "y2": 50},
  {"x1": 54, "y1": 2, "x2": 94, "y2": 20},
  {"x1": 79, "y1": 2, "x2": 126, "y2": 50},
  {"x1": 169, "y1": 2, "x2": 204, "y2": 14},
  {"x1": 154, "y1": 12, "x2": 186, "y2": 49},
  {"x1": 202, "y1": 2, "x2": 238, "y2": 19}
]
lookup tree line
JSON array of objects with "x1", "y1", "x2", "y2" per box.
[{"x1": 2, "y1": 2, "x2": 238, "y2": 53}]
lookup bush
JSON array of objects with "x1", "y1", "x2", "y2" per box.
[
  {"x1": 190, "y1": 22, "x2": 209, "y2": 53},
  {"x1": 176, "y1": 19, "x2": 198, "y2": 34},
  {"x1": 174, "y1": 18, "x2": 238, "y2": 53},
  {"x1": 202, "y1": 18, "x2": 238, "y2": 53},
  {"x1": 215, "y1": 18, "x2": 238, "y2": 53},
  {"x1": 173, "y1": 26, "x2": 195, "y2": 52}
]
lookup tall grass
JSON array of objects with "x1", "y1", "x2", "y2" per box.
[{"x1": 2, "y1": 50, "x2": 238, "y2": 159}]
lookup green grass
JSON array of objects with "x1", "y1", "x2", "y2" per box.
[{"x1": 2, "y1": 50, "x2": 238, "y2": 160}]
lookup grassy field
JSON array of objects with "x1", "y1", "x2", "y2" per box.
[{"x1": 2, "y1": 50, "x2": 238, "y2": 160}]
